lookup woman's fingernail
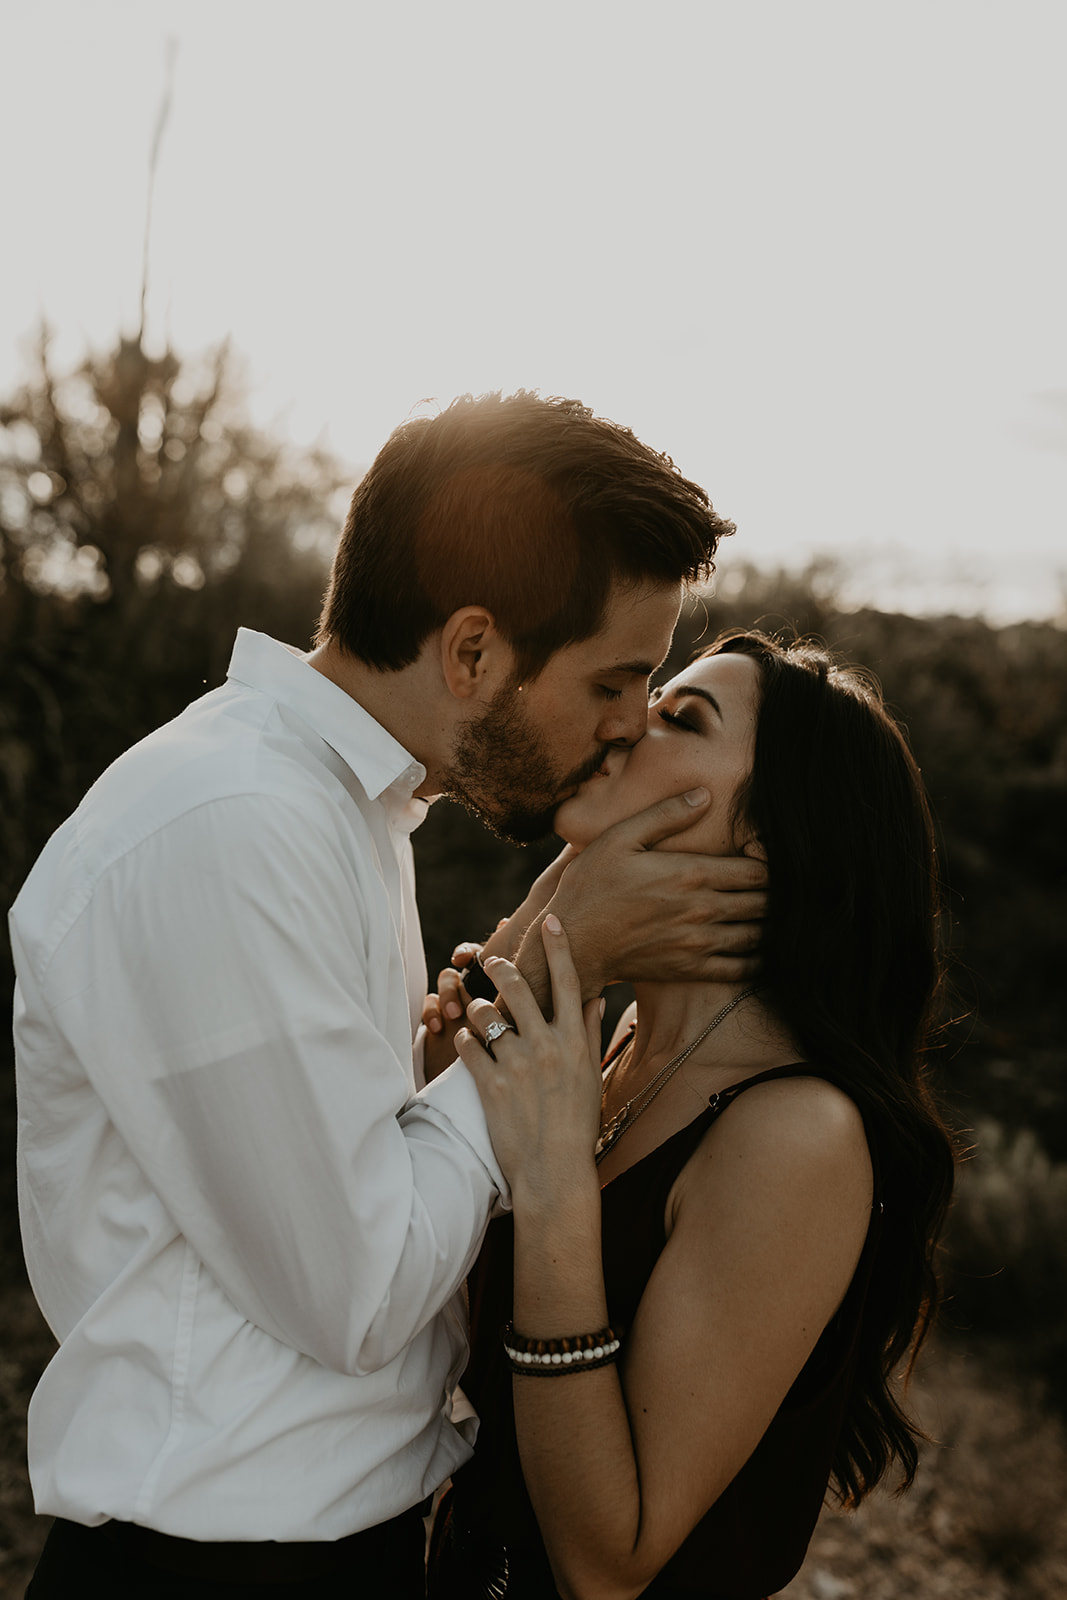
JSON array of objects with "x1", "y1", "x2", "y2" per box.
[
  {"x1": 544, "y1": 914, "x2": 562, "y2": 934},
  {"x1": 444, "y1": 1002, "x2": 462, "y2": 1020},
  {"x1": 684, "y1": 787, "x2": 709, "y2": 807},
  {"x1": 428, "y1": 1017, "x2": 442, "y2": 1033}
]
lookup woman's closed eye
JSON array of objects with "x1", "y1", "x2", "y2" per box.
[{"x1": 657, "y1": 706, "x2": 699, "y2": 732}]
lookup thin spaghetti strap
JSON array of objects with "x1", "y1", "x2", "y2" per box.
[{"x1": 705, "y1": 1062, "x2": 812, "y2": 1117}]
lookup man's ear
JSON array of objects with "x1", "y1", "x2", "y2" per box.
[{"x1": 439, "y1": 606, "x2": 512, "y2": 701}]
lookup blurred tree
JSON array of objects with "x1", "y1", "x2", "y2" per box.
[
  {"x1": 0, "y1": 327, "x2": 348, "y2": 909},
  {"x1": 0, "y1": 327, "x2": 345, "y2": 657}
]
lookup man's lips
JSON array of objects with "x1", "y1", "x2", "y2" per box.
[
  {"x1": 576, "y1": 752, "x2": 621, "y2": 790},
  {"x1": 557, "y1": 766, "x2": 606, "y2": 805}
]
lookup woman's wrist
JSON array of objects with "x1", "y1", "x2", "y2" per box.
[
  {"x1": 513, "y1": 1204, "x2": 607, "y2": 1341},
  {"x1": 510, "y1": 1158, "x2": 601, "y2": 1229}
]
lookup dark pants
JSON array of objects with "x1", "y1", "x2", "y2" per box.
[{"x1": 26, "y1": 1507, "x2": 428, "y2": 1598}]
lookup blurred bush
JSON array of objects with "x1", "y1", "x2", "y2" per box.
[{"x1": 944, "y1": 1120, "x2": 1067, "y2": 1412}]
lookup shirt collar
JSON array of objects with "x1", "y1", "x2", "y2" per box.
[{"x1": 225, "y1": 629, "x2": 427, "y2": 807}]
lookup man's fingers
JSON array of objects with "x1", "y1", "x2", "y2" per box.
[
  {"x1": 704, "y1": 889, "x2": 767, "y2": 924},
  {"x1": 701, "y1": 953, "x2": 762, "y2": 984},
  {"x1": 651, "y1": 851, "x2": 769, "y2": 893},
  {"x1": 702, "y1": 918, "x2": 763, "y2": 955},
  {"x1": 590, "y1": 788, "x2": 711, "y2": 854}
]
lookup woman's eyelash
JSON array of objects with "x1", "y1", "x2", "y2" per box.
[{"x1": 657, "y1": 707, "x2": 695, "y2": 730}]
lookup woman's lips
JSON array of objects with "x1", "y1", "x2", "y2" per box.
[{"x1": 584, "y1": 752, "x2": 622, "y2": 785}]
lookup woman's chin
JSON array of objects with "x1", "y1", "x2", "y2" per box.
[{"x1": 551, "y1": 807, "x2": 592, "y2": 851}]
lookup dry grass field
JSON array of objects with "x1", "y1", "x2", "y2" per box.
[
  {"x1": 781, "y1": 1347, "x2": 1067, "y2": 1600},
  {"x1": 1, "y1": 1282, "x2": 1064, "y2": 1600}
]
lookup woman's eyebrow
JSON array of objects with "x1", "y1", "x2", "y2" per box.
[{"x1": 657, "y1": 683, "x2": 723, "y2": 720}]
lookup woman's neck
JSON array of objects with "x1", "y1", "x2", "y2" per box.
[{"x1": 624, "y1": 979, "x2": 797, "y2": 1090}]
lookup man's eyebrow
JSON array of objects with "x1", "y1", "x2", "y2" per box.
[
  {"x1": 658, "y1": 683, "x2": 723, "y2": 720},
  {"x1": 597, "y1": 659, "x2": 661, "y2": 677}
]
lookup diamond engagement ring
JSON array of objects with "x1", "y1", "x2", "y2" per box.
[{"x1": 483, "y1": 1018, "x2": 515, "y2": 1047}]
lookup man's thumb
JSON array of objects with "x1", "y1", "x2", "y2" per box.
[{"x1": 610, "y1": 787, "x2": 710, "y2": 851}]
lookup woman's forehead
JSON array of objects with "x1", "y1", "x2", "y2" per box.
[{"x1": 665, "y1": 650, "x2": 761, "y2": 702}]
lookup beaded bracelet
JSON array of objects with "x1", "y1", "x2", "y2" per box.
[{"x1": 502, "y1": 1321, "x2": 622, "y2": 1376}]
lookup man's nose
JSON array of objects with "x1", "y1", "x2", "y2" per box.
[{"x1": 598, "y1": 696, "x2": 650, "y2": 749}]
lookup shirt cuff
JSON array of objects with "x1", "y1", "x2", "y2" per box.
[{"x1": 408, "y1": 1059, "x2": 512, "y2": 1213}]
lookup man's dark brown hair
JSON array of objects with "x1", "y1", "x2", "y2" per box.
[{"x1": 315, "y1": 391, "x2": 733, "y2": 681}]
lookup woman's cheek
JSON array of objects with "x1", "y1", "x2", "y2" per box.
[{"x1": 554, "y1": 789, "x2": 629, "y2": 849}]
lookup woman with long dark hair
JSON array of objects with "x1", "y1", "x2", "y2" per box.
[{"x1": 427, "y1": 630, "x2": 956, "y2": 1600}]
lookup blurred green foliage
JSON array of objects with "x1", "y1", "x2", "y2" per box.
[
  {"x1": 2, "y1": 335, "x2": 1065, "y2": 1408},
  {"x1": 945, "y1": 1119, "x2": 1067, "y2": 1417}
]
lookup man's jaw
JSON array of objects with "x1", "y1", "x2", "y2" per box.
[{"x1": 462, "y1": 753, "x2": 611, "y2": 846}]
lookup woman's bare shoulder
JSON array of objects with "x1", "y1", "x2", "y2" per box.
[
  {"x1": 672, "y1": 1071, "x2": 872, "y2": 1226},
  {"x1": 723, "y1": 1072, "x2": 868, "y2": 1152}
]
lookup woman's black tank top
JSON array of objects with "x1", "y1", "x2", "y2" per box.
[{"x1": 436, "y1": 1058, "x2": 882, "y2": 1600}]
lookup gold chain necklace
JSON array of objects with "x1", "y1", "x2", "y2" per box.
[{"x1": 594, "y1": 987, "x2": 761, "y2": 1166}]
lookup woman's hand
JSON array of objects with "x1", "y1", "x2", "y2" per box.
[
  {"x1": 455, "y1": 916, "x2": 604, "y2": 1203},
  {"x1": 423, "y1": 849, "x2": 578, "y2": 1080}
]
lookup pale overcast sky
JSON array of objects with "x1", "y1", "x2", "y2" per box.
[{"x1": 2, "y1": 0, "x2": 1064, "y2": 621}]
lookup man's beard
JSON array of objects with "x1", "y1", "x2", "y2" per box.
[{"x1": 442, "y1": 682, "x2": 610, "y2": 845}]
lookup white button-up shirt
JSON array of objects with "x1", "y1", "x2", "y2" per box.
[{"x1": 10, "y1": 629, "x2": 506, "y2": 1541}]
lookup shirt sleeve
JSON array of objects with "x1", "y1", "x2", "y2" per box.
[
  {"x1": 38, "y1": 793, "x2": 504, "y2": 1377},
  {"x1": 405, "y1": 1058, "x2": 513, "y2": 1216}
]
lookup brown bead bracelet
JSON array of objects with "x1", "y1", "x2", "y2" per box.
[{"x1": 501, "y1": 1321, "x2": 623, "y2": 1375}]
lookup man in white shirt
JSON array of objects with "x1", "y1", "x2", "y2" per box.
[{"x1": 11, "y1": 391, "x2": 764, "y2": 1596}]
